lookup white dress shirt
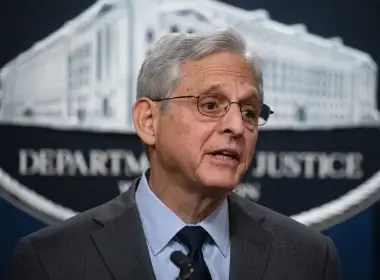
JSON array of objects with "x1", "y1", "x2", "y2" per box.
[{"x1": 135, "y1": 173, "x2": 231, "y2": 280}]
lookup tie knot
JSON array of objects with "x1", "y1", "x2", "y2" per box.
[{"x1": 175, "y1": 226, "x2": 210, "y2": 253}]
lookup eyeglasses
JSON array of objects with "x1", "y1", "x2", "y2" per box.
[{"x1": 151, "y1": 93, "x2": 274, "y2": 126}]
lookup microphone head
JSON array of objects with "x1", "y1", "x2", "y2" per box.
[{"x1": 170, "y1": 251, "x2": 191, "y2": 268}]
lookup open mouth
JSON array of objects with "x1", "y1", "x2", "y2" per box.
[{"x1": 209, "y1": 149, "x2": 240, "y2": 161}]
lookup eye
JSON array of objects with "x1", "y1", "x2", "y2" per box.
[
  {"x1": 198, "y1": 93, "x2": 230, "y2": 117},
  {"x1": 241, "y1": 104, "x2": 259, "y2": 122},
  {"x1": 199, "y1": 95, "x2": 225, "y2": 112},
  {"x1": 242, "y1": 109, "x2": 257, "y2": 120},
  {"x1": 201, "y1": 101, "x2": 219, "y2": 111}
]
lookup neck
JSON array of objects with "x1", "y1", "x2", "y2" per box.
[{"x1": 148, "y1": 166, "x2": 227, "y2": 224}]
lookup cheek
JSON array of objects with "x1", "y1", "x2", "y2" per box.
[
  {"x1": 174, "y1": 115, "x2": 192, "y2": 147},
  {"x1": 174, "y1": 108, "x2": 212, "y2": 148},
  {"x1": 159, "y1": 107, "x2": 216, "y2": 165},
  {"x1": 163, "y1": 113, "x2": 199, "y2": 157},
  {"x1": 181, "y1": 125, "x2": 212, "y2": 158}
]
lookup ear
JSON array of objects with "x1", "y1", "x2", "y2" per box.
[{"x1": 132, "y1": 97, "x2": 158, "y2": 147}]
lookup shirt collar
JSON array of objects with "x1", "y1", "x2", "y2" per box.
[
  {"x1": 135, "y1": 172, "x2": 230, "y2": 257},
  {"x1": 135, "y1": 173, "x2": 185, "y2": 256},
  {"x1": 198, "y1": 198, "x2": 230, "y2": 257}
]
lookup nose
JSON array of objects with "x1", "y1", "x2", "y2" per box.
[{"x1": 218, "y1": 103, "x2": 245, "y2": 136}]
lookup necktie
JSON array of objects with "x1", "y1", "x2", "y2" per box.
[{"x1": 175, "y1": 226, "x2": 212, "y2": 280}]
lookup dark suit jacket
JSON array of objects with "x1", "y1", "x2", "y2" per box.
[{"x1": 9, "y1": 176, "x2": 341, "y2": 280}]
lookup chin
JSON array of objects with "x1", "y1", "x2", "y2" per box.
[{"x1": 197, "y1": 167, "x2": 243, "y2": 191}]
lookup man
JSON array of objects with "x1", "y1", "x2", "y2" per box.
[{"x1": 9, "y1": 28, "x2": 341, "y2": 280}]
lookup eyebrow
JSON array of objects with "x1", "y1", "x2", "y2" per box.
[
  {"x1": 203, "y1": 84, "x2": 224, "y2": 94},
  {"x1": 204, "y1": 84, "x2": 259, "y2": 100}
]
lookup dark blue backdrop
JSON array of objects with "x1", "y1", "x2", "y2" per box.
[
  {"x1": 0, "y1": 0, "x2": 379, "y2": 279},
  {"x1": 0, "y1": 124, "x2": 379, "y2": 280}
]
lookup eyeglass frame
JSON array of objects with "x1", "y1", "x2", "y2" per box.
[{"x1": 150, "y1": 93, "x2": 274, "y2": 126}]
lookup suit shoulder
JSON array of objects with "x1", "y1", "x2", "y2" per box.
[
  {"x1": 231, "y1": 194, "x2": 328, "y2": 244},
  {"x1": 20, "y1": 191, "x2": 133, "y2": 244}
]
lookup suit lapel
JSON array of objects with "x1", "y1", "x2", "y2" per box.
[
  {"x1": 228, "y1": 194, "x2": 273, "y2": 280},
  {"x1": 90, "y1": 179, "x2": 156, "y2": 280}
]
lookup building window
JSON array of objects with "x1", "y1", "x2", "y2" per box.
[
  {"x1": 68, "y1": 43, "x2": 92, "y2": 90},
  {"x1": 102, "y1": 97, "x2": 112, "y2": 117},
  {"x1": 77, "y1": 108, "x2": 86, "y2": 122},
  {"x1": 146, "y1": 28, "x2": 155, "y2": 43},
  {"x1": 23, "y1": 108, "x2": 34, "y2": 117},
  {"x1": 171, "y1": 25, "x2": 180, "y2": 33},
  {"x1": 105, "y1": 25, "x2": 111, "y2": 78},
  {"x1": 296, "y1": 106, "x2": 307, "y2": 122},
  {"x1": 97, "y1": 30, "x2": 103, "y2": 82}
]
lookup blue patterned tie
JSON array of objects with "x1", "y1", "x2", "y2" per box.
[{"x1": 175, "y1": 226, "x2": 212, "y2": 280}]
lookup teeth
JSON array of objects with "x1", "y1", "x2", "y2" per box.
[
  {"x1": 212, "y1": 154, "x2": 235, "y2": 160},
  {"x1": 220, "y1": 151, "x2": 236, "y2": 158}
]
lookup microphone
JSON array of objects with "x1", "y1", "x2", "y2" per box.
[{"x1": 170, "y1": 251, "x2": 194, "y2": 280}]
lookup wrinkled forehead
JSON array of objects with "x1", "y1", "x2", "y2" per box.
[
  {"x1": 178, "y1": 73, "x2": 260, "y2": 101},
  {"x1": 197, "y1": 83, "x2": 259, "y2": 101},
  {"x1": 178, "y1": 52, "x2": 259, "y2": 100}
]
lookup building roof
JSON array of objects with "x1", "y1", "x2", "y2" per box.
[{"x1": 0, "y1": 0, "x2": 377, "y2": 76}]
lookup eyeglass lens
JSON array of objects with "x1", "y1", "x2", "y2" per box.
[{"x1": 197, "y1": 93, "x2": 268, "y2": 126}]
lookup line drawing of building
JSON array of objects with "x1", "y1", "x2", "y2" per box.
[{"x1": 0, "y1": 0, "x2": 378, "y2": 132}]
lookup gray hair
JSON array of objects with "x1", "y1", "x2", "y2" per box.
[{"x1": 136, "y1": 28, "x2": 264, "y2": 106}]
